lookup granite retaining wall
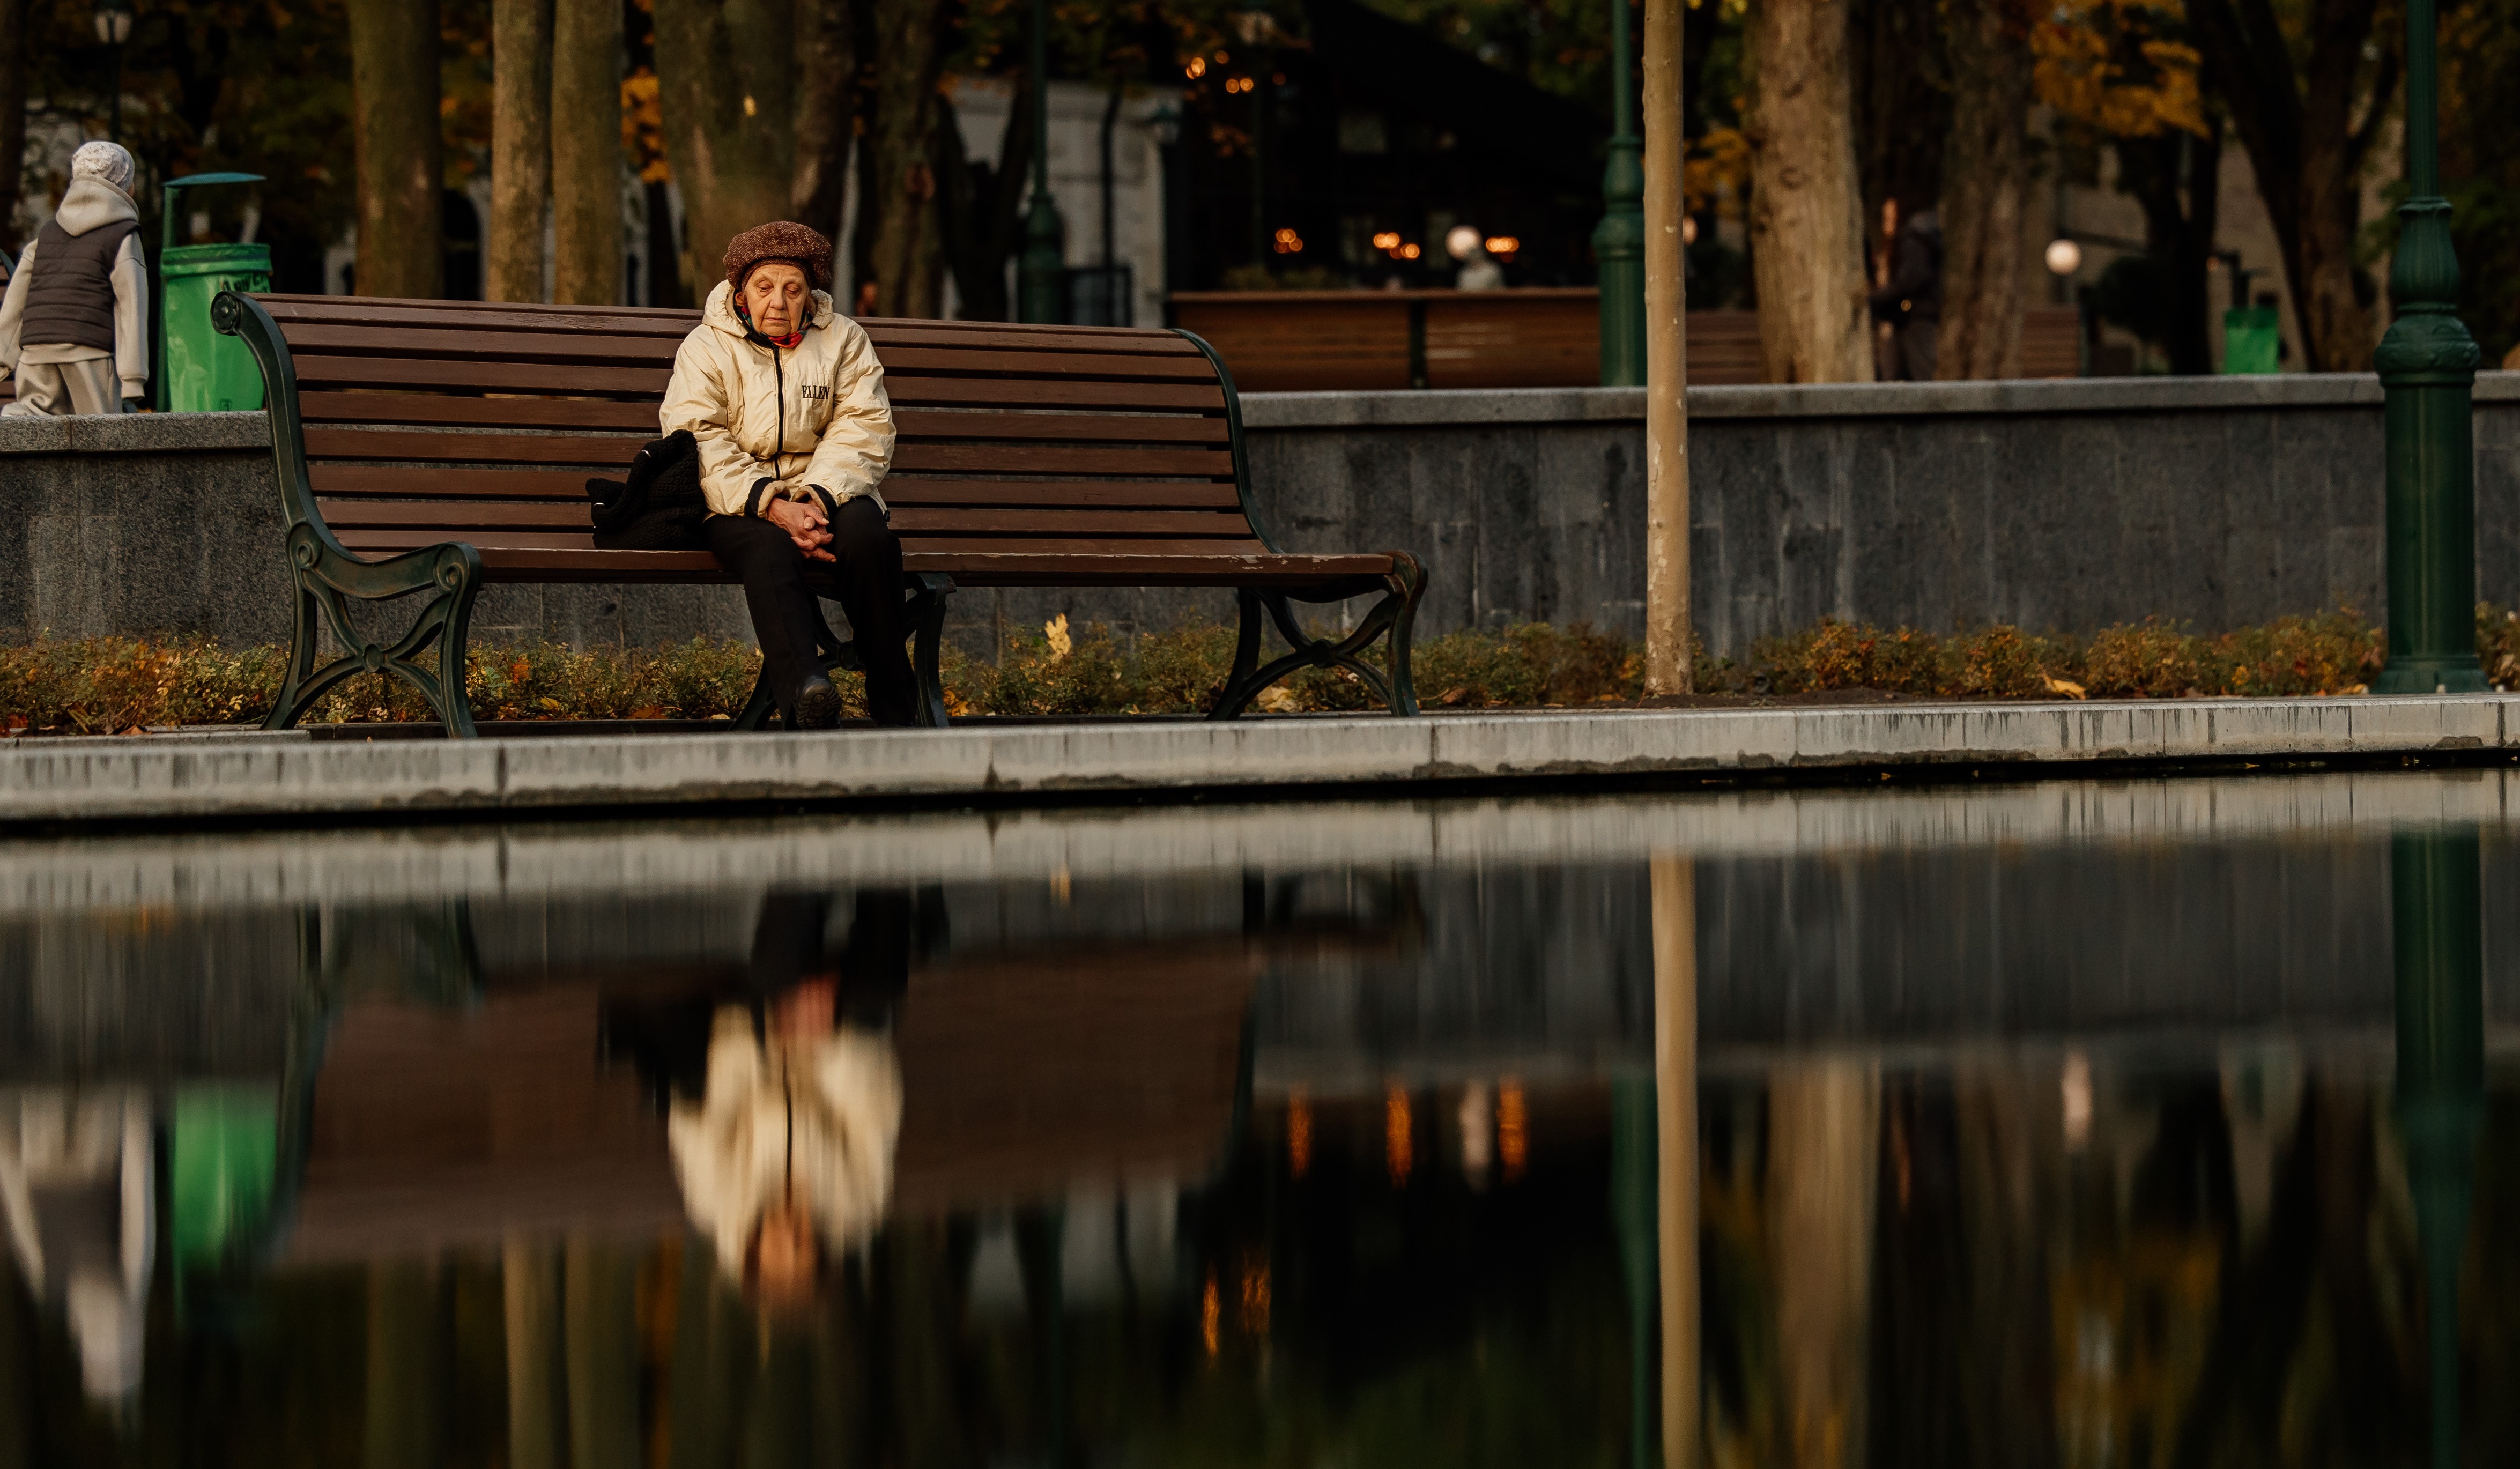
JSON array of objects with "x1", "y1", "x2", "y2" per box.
[{"x1": 5, "y1": 374, "x2": 2516, "y2": 657}]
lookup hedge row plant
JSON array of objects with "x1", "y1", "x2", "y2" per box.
[{"x1": 5, "y1": 606, "x2": 2515, "y2": 735}]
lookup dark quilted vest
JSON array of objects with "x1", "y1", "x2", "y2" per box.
[{"x1": 21, "y1": 216, "x2": 139, "y2": 352}]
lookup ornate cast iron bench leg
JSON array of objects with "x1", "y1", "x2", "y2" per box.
[
  {"x1": 1207, "y1": 553, "x2": 1426, "y2": 719},
  {"x1": 266, "y1": 530, "x2": 485, "y2": 738}
]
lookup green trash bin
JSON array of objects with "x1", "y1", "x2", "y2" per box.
[
  {"x1": 2221, "y1": 305, "x2": 2281, "y2": 375},
  {"x1": 161, "y1": 241, "x2": 271, "y2": 412}
]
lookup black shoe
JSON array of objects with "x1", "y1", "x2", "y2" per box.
[{"x1": 790, "y1": 676, "x2": 841, "y2": 730}]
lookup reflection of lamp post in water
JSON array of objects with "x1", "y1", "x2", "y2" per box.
[{"x1": 2391, "y1": 828, "x2": 2482, "y2": 1469}]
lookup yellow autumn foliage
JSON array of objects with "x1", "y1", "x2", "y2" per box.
[{"x1": 2033, "y1": 0, "x2": 2210, "y2": 139}]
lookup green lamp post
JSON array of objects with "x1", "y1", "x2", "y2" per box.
[
  {"x1": 2372, "y1": 0, "x2": 2486, "y2": 692},
  {"x1": 1593, "y1": 0, "x2": 1646, "y2": 386},
  {"x1": 1017, "y1": 0, "x2": 1068, "y2": 324},
  {"x1": 2390, "y1": 828, "x2": 2483, "y2": 1469}
]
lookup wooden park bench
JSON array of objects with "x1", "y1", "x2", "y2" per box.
[{"x1": 212, "y1": 293, "x2": 1428, "y2": 736}]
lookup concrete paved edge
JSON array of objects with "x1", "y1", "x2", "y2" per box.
[{"x1": 3, "y1": 694, "x2": 2513, "y2": 824}]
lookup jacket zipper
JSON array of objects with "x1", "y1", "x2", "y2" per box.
[{"x1": 772, "y1": 343, "x2": 787, "y2": 483}]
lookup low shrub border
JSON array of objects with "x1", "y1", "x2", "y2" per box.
[{"x1": 5, "y1": 609, "x2": 2518, "y2": 736}]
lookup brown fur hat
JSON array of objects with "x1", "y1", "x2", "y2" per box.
[{"x1": 723, "y1": 221, "x2": 834, "y2": 292}]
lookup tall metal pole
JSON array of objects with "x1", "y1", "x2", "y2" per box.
[
  {"x1": 2372, "y1": 0, "x2": 2485, "y2": 692},
  {"x1": 2390, "y1": 829, "x2": 2482, "y2": 1469},
  {"x1": 1640, "y1": 0, "x2": 1691, "y2": 694},
  {"x1": 1593, "y1": 0, "x2": 1644, "y2": 385},
  {"x1": 1017, "y1": 0, "x2": 1067, "y2": 324}
]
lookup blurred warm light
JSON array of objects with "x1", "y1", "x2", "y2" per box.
[
  {"x1": 1239, "y1": 1262, "x2": 1271, "y2": 1336},
  {"x1": 1444, "y1": 224, "x2": 1481, "y2": 260},
  {"x1": 1681, "y1": 214, "x2": 1698, "y2": 245},
  {"x1": 1185, "y1": 55, "x2": 1206, "y2": 78},
  {"x1": 1482, "y1": 235, "x2": 1519, "y2": 256},
  {"x1": 1226, "y1": 75, "x2": 1254, "y2": 93},
  {"x1": 1385, "y1": 1085, "x2": 1413, "y2": 1185},
  {"x1": 1272, "y1": 226, "x2": 1304, "y2": 254},
  {"x1": 1201, "y1": 1271, "x2": 1221, "y2": 1354},
  {"x1": 1497, "y1": 1079, "x2": 1527, "y2": 1181},
  {"x1": 1214, "y1": 48, "x2": 1229, "y2": 61},
  {"x1": 1286, "y1": 1090, "x2": 1312, "y2": 1177},
  {"x1": 1458, "y1": 1082, "x2": 1494, "y2": 1184},
  {"x1": 2045, "y1": 237, "x2": 2084, "y2": 276},
  {"x1": 1400, "y1": 242, "x2": 1421, "y2": 260},
  {"x1": 2062, "y1": 1051, "x2": 2093, "y2": 1148},
  {"x1": 1370, "y1": 231, "x2": 1400, "y2": 250}
]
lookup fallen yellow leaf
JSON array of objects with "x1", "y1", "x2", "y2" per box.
[{"x1": 2042, "y1": 674, "x2": 2087, "y2": 700}]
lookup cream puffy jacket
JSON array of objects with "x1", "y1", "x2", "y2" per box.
[{"x1": 660, "y1": 281, "x2": 894, "y2": 520}]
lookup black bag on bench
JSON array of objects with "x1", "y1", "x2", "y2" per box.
[{"x1": 588, "y1": 430, "x2": 706, "y2": 551}]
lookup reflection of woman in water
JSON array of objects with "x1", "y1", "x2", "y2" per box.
[
  {"x1": 0, "y1": 1087, "x2": 153, "y2": 1406},
  {"x1": 608, "y1": 889, "x2": 924, "y2": 1310},
  {"x1": 667, "y1": 983, "x2": 901, "y2": 1307}
]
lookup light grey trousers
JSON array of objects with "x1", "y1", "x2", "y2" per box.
[{"x1": 2, "y1": 358, "x2": 126, "y2": 417}]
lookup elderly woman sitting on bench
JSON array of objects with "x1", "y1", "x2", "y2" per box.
[{"x1": 664, "y1": 221, "x2": 915, "y2": 728}]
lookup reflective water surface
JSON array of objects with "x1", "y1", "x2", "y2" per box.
[{"x1": 5, "y1": 770, "x2": 2517, "y2": 1466}]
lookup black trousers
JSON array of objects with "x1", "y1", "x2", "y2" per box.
[{"x1": 706, "y1": 499, "x2": 918, "y2": 726}]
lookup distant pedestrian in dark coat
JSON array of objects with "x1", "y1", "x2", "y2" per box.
[{"x1": 1868, "y1": 202, "x2": 1943, "y2": 383}]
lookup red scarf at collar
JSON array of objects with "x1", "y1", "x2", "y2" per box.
[{"x1": 735, "y1": 298, "x2": 807, "y2": 350}]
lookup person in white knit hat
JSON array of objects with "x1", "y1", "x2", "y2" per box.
[{"x1": 0, "y1": 141, "x2": 149, "y2": 416}]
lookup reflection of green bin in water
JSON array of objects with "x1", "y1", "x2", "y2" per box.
[{"x1": 155, "y1": 172, "x2": 270, "y2": 412}]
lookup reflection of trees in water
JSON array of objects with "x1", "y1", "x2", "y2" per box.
[{"x1": 1702, "y1": 1053, "x2": 2449, "y2": 1469}]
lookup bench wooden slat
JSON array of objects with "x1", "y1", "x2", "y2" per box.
[
  {"x1": 892, "y1": 409, "x2": 1228, "y2": 444},
  {"x1": 861, "y1": 324, "x2": 1200, "y2": 357},
  {"x1": 888, "y1": 509, "x2": 1255, "y2": 536},
  {"x1": 896, "y1": 536, "x2": 1273, "y2": 556},
  {"x1": 890, "y1": 443, "x2": 1233, "y2": 477},
  {"x1": 262, "y1": 303, "x2": 695, "y2": 339},
  {"x1": 311, "y1": 465, "x2": 596, "y2": 500},
  {"x1": 280, "y1": 323, "x2": 686, "y2": 365},
  {"x1": 878, "y1": 479, "x2": 1245, "y2": 509},
  {"x1": 320, "y1": 500, "x2": 597, "y2": 530},
  {"x1": 299, "y1": 391, "x2": 664, "y2": 432},
  {"x1": 873, "y1": 347, "x2": 1220, "y2": 381},
  {"x1": 318, "y1": 503, "x2": 1258, "y2": 539},
  {"x1": 883, "y1": 375, "x2": 1226, "y2": 411},
  {"x1": 913, "y1": 551, "x2": 1395, "y2": 590},
  {"x1": 292, "y1": 354, "x2": 673, "y2": 396},
  {"x1": 307, "y1": 428, "x2": 644, "y2": 465}
]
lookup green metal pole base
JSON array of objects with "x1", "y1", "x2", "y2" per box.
[
  {"x1": 1593, "y1": 0, "x2": 1646, "y2": 388},
  {"x1": 2373, "y1": 191, "x2": 2487, "y2": 695},
  {"x1": 1019, "y1": 195, "x2": 1068, "y2": 325}
]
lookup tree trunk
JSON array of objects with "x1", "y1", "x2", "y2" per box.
[
  {"x1": 2185, "y1": 0, "x2": 2392, "y2": 370},
  {"x1": 861, "y1": 0, "x2": 944, "y2": 317},
  {"x1": 935, "y1": 80, "x2": 1032, "y2": 322},
  {"x1": 654, "y1": 0, "x2": 797, "y2": 295},
  {"x1": 0, "y1": 0, "x2": 26, "y2": 259},
  {"x1": 1744, "y1": 0, "x2": 1874, "y2": 382},
  {"x1": 347, "y1": 0, "x2": 446, "y2": 298},
  {"x1": 1767, "y1": 1060, "x2": 1877, "y2": 1469},
  {"x1": 1851, "y1": 0, "x2": 1947, "y2": 227},
  {"x1": 1934, "y1": 0, "x2": 2034, "y2": 380},
  {"x1": 791, "y1": 0, "x2": 856, "y2": 243},
  {"x1": 551, "y1": 0, "x2": 624, "y2": 303},
  {"x1": 487, "y1": 0, "x2": 552, "y2": 302},
  {"x1": 2118, "y1": 122, "x2": 2222, "y2": 375}
]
